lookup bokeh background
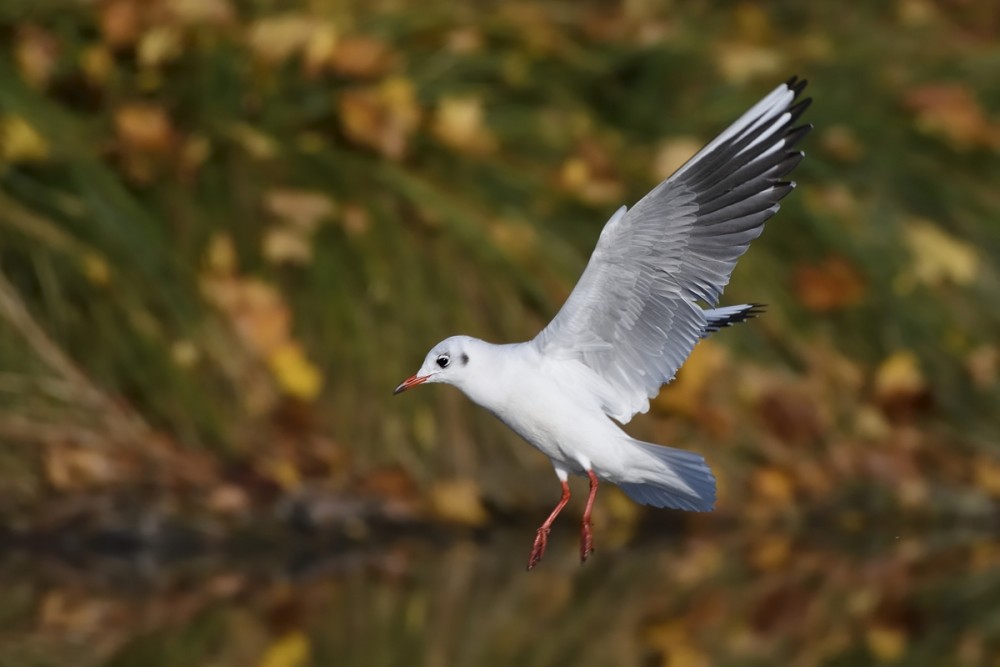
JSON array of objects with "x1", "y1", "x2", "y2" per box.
[{"x1": 1, "y1": 1, "x2": 999, "y2": 665}]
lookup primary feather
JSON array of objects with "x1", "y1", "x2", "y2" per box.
[{"x1": 533, "y1": 77, "x2": 811, "y2": 422}]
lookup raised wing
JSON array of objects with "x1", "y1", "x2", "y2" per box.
[{"x1": 534, "y1": 78, "x2": 811, "y2": 422}]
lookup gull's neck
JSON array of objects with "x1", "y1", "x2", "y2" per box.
[{"x1": 450, "y1": 339, "x2": 530, "y2": 411}]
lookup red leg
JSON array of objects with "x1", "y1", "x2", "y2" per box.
[
  {"x1": 527, "y1": 479, "x2": 571, "y2": 570},
  {"x1": 580, "y1": 470, "x2": 599, "y2": 563}
]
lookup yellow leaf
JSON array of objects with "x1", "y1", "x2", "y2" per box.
[
  {"x1": 644, "y1": 619, "x2": 711, "y2": 667},
  {"x1": 81, "y1": 253, "x2": 112, "y2": 286},
  {"x1": 558, "y1": 140, "x2": 623, "y2": 205},
  {"x1": 80, "y1": 46, "x2": 115, "y2": 86},
  {"x1": 205, "y1": 232, "x2": 238, "y2": 275},
  {"x1": 559, "y1": 157, "x2": 589, "y2": 190},
  {"x1": 664, "y1": 644, "x2": 711, "y2": 667},
  {"x1": 752, "y1": 467, "x2": 795, "y2": 505},
  {"x1": 138, "y1": 26, "x2": 183, "y2": 68},
  {"x1": 247, "y1": 14, "x2": 337, "y2": 69},
  {"x1": 201, "y1": 277, "x2": 290, "y2": 355},
  {"x1": 716, "y1": 44, "x2": 784, "y2": 84},
  {"x1": 732, "y1": 4, "x2": 772, "y2": 42},
  {"x1": 597, "y1": 486, "x2": 641, "y2": 549},
  {"x1": 898, "y1": 0, "x2": 938, "y2": 26},
  {"x1": 489, "y1": 218, "x2": 537, "y2": 258},
  {"x1": 268, "y1": 342, "x2": 323, "y2": 400},
  {"x1": 653, "y1": 340, "x2": 727, "y2": 418},
  {"x1": 432, "y1": 95, "x2": 497, "y2": 155},
  {"x1": 903, "y1": 219, "x2": 979, "y2": 287},
  {"x1": 257, "y1": 632, "x2": 310, "y2": 667},
  {"x1": 854, "y1": 404, "x2": 890, "y2": 441},
  {"x1": 164, "y1": 0, "x2": 234, "y2": 26},
  {"x1": 305, "y1": 24, "x2": 338, "y2": 75},
  {"x1": 429, "y1": 479, "x2": 489, "y2": 526},
  {"x1": 973, "y1": 458, "x2": 1000, "y2": 498},
  {"x1": 749, "y1": 534, "x2": 791, "y2": 570},
  {"x1": 171, "y1": 340, "x2": 199, "y2": 367},
  {"x1": 0, "y1": 115, "x2": 49, "y2": 162},
  {"x1": 262, "y1": 457, "x2": 301, "y2": 491},
  {"x1": 247, "y1": 14, "x2": 317, "y2": 64},
  {"x1": 229, "y1": 123, "x2": 278, "y2": 159},
  {"x1": 653, "y1": 137, "x2": 702, "y2": 181},
  {"x1": 867, "y1": 624, "x2": 907, "y2": 662},
  {"x1": 874, "y1": 351, "x2": 926, "y2": 402},
  {"x1": 338, "y1": 78, "x2": 421, "y2": 160},
  {"x1": 263, "y1": 228, "x2": 313, "y2": 265},
  {"x1": 265, "y1": 190, "x2": 335, "y2": 232}
]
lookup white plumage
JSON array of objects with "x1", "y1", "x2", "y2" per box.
[{"x1": 396, "y1": 78, "x2": 812, "y2": 569}]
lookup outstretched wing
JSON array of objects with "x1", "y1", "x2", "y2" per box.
[{"x1": 534, "y1": 78, "x2": 811, "y2": 423}]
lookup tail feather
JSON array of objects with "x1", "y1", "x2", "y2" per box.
[
  {"x1": 702, "y1": 303, "x2": 764, "y2": 338},
  {"x1": 617, "y1": 440, "x2": 716, "y2": 512}
]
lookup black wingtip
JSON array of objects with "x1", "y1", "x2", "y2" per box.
[
  {"x1": 702, "y1": 304, "x2": 767, "y2": 338},
  {"x1": 785, "y1": 76, "x2": 809, "y2": 96},
  {"x1": 789, "y1": 95, "x2": 813, "y2": 117},
  {"x1": 785, "y1": 123, "x2": 813, "y2": 146}
]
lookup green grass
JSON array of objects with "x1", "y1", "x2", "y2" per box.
[{"x1": 0, "y1": 0, "x2": 997, "y2": 512}]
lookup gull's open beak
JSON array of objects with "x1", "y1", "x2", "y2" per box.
[{"x1": 394, "y1": 374, "x2": 429, "y2": 395}]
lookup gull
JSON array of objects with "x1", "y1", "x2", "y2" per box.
[{"x1": 396, "y1": 77, "x2": 811, "y2": 569}]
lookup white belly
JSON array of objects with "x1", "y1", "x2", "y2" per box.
[
  {"x1": 487, "y1": 372, "x2": 627, "y2": 476},
  {"x1": 454, "y1": 342, "x2": 632, "y2": 479}
]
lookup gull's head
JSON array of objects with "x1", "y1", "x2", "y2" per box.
[{"x1": 394, "y1": 335, "x2": 479, "y2": 395}]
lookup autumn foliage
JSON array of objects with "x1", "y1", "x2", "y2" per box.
[{"x1": 0, "y1": 0, "x2": 999, "y2": 664}]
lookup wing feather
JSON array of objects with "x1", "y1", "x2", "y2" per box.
[{"x1": 534, "y1": 78, "x2": 812, "y2": 422}]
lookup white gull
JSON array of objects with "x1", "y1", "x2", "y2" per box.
[{"x1": 396, "y1": 77, "x2": 812, "y2": 569}]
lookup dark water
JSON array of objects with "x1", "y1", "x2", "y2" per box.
[{"x1": 1, "y1": 519, "x2": 999, "y2": 666}]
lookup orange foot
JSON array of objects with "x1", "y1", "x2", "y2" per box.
[
  {"x1": 527, "y1": 527, "x2": 550, "y2": 570},
  {"x1": 580, "y1": 523, "x2": 594, "y2": 563}
]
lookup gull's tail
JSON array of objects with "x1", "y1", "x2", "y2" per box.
[
  {"x1": 617, "y1": 439, "x2": 716, "y2": 512},
  {"x1": 702, "y1": 303, "x2": 764, "y2": 338}
]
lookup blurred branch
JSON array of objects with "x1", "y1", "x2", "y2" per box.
[
  {"x1": 0, "y1": 270, "x2": 151, "y2": 446},
  {"x1": 0, "y1": 191, "x2": 91, "y2": 258}
]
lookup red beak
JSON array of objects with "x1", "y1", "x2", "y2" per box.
[{"x1": 394, "y1": 374, "x2": 429, "y2": 395}]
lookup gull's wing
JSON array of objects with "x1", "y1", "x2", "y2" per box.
[{"x1": 533, "y1": 78, "x2": 811, "y2": 423}]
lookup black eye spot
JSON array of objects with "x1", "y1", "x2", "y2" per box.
[
  {"x1": 436, "y1": 355, "x2": 450, "y2": 368},
  {"x1": 460, "y1": 353, "x2": 469, "y2": 365}
]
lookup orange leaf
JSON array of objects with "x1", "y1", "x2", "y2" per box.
[
  {"x1": 793, "y1": 256, "x2": 865, "y2": 312},
  {"x1": 429, "y1": 480, "x2": 489, "y2": 526},
  {"x1": 115, "y1": 103, "x2": 175, "y2": 153},
  {"x1": 338, "y1": 78, "x2": 420, "y2": 160},
  {"x1": 904, "y1": 83, "x2": 1000, "y2": 150},
  {"x1": 751, "y1": 467, "x2": 795, "y2": 505},
  {"x1": 15, "y1": 26, "x2": 59, "y2": 89},
  {"x1": 330, "y1": 36, "x2": 394, "y2": 78}
]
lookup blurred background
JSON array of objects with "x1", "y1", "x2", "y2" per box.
[{"x1": 0, "y1": 0, "x2": 999, "y2": 665}]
